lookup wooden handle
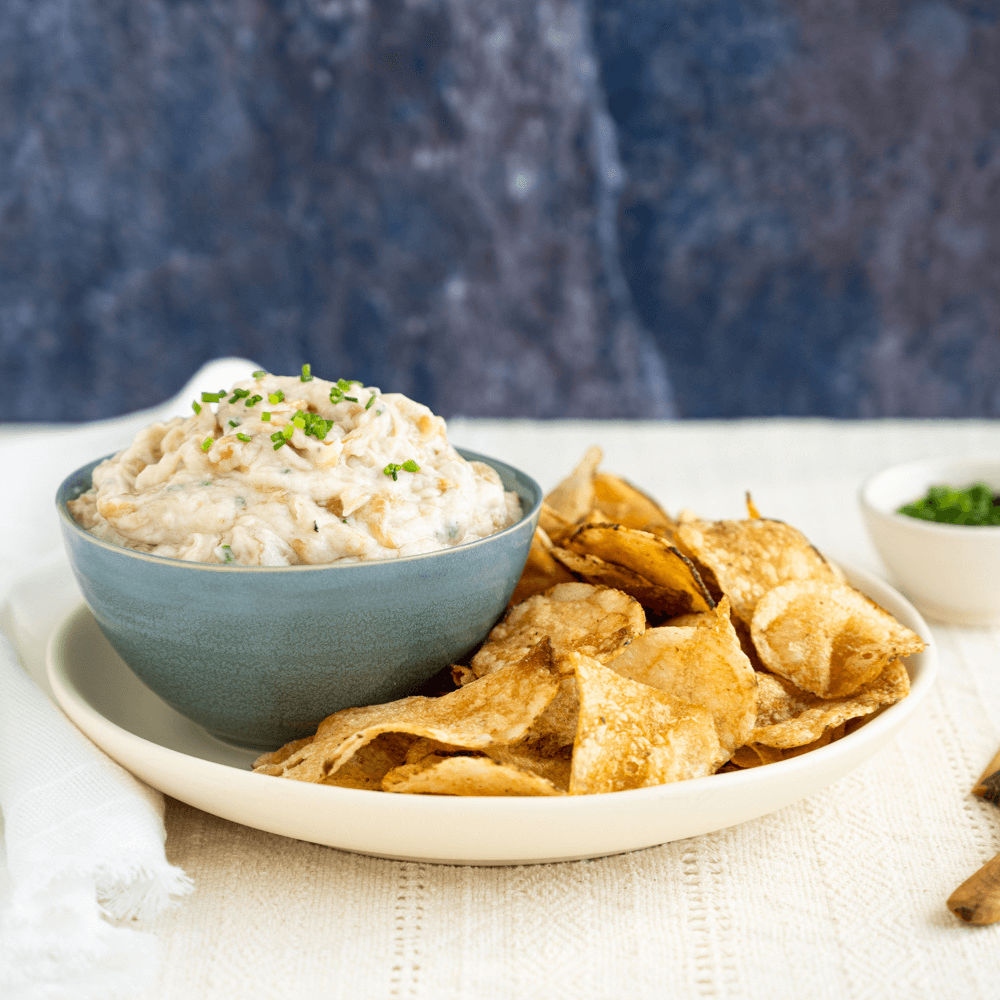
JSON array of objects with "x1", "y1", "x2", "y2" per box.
[
  {"x1": 972, "y1": 747, "x2": 1000, "y2": 802},
  {"x1": 948, "y1": 852, "x2": 1000, "y2": 924}
]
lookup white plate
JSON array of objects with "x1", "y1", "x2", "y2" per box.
[{"x1": 47, "y1": 564, "x2": 936, "y2": 866}]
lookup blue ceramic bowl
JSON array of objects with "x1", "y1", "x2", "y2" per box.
[{"x1": 56, "y1": 449, "x2": 542, "y2": 750}]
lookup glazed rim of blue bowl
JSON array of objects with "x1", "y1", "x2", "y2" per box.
[{"x1": 56, "y1": 447, "x2": 543, "y2": 572}]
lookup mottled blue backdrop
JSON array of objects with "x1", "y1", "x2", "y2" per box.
[{"x1": 1, "y1": 0, "x2": 998, "y2": 420}]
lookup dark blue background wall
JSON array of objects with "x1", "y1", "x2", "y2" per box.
[{"x1": 2, "y1": 0, "x2": 998, "y2": 420}]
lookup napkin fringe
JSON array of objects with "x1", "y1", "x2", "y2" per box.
[
  {"x1": 10, "y1": 857, "x2": 193, "y2": 926},
  {"x1": 96, "y1": 859, "x2": 194, "y2": 922}
]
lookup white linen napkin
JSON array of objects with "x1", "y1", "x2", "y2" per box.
[{"x1": 0, "y1": 357, "x2": 259, "y2": 999}]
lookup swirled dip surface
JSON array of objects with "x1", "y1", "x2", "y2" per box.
[{"x1": 68, "y1": 375, "x2": 522, "y2": 565}]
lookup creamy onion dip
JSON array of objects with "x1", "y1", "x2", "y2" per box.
[{"x1": 69, "y1": 371, "x2": 522, "y2": 566}]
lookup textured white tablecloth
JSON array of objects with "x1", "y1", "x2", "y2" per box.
[{"x1": 9, "y1": 415, "x2": 1000, "y2": 999}]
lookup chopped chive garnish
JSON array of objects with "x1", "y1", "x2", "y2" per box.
[
  {"x1": 192, "y1": 401, "x2": 202, "y2": 414},
  {"x1": 282, "y1": 424, "x2": 295, "y2": 439},
  {"x1": 246, "y1": 394, "x2": 263, "y2": 407},
  {"x1": 221, "y1": 544, "x2": 233, "y2": 564},
  {"x1": 261, "y1": 411, "x2": 271, "y2": 421},
  {"x1": 899, "y1": 483, "x2": 1000, "y2": 525},
  {"x1": 272, "y1": 440, "x2": 286, "y2": 450},
  {"x1": 252, "y1": 370, "x2": 267, "y2": 379},
  {"x1": 228, "y1": 388, "x2": 250, "y2": 403},
  {"x1": 300, "y1": 363, "x2": 313, "y2": 381},
  {"x1": 237, "y1": 433, "x2": 251, "y2": 442},
  {"x1": 384, "y1": 459, "x2": 420, "y2": 480},
  {"x1": 329, "y1": 378, "x2": 362, "y2": 405},
  {"x1": 365, "y1": 394, "x2": 375, "y2": 410},
  {"x1": 344, "y1": 396, "x2": 358, "y2": 403},
  {"x1": 229, "y1": 420, "x2": 237, "y2": 427},
  {"x1": 268, "y1": 391, "x2": 284, "y2": 405},
  {"x1": 282, "y1": 409, "x2": 335, "y2": 440},
  {"x1": 201, "y1": 392, "x2": 222, "y2": 403},
  {"x1": 201, "y1": 437, "x2": 213, "y2": 452}
]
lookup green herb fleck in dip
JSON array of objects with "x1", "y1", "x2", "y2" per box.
[{"x1": 898, "y1": 483, "x2": 1000, "y2": 526}]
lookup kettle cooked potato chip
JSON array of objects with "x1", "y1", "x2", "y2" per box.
[
  {"x1": 608, "y1": 597, "x2": 757, "y2": 753},
  {"x1": 466, "y1": 582, "x2": 645, "y2": 681},
  {"x1": 568, "y1": 653, "x2": 727, "y2": 794},
  {"x1": 592, "y1": 471, "x2": 675, "y2": 533},
  {"x1": 751, "y1": 581, "x2": 923, "y2": 698},
  {"x1": 558, "y1": 524, "x2": 714, "y2": 617},
  {"x1": 257, "y1": 640, "x2": 566, "y2": 783},
  {"x1": 749, "y1": 661, "x2": 910, "y2": 749},
  {"x1": 383, "y1": 754, "x2": 565, "y2": 796},
  {"x1": 674, "y1": 518, "x2": 838, "y2": 626}
]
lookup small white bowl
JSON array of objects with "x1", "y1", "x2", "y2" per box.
[{"x1": 860, "y1": 456, "x2": 1000, "y2": 626}]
